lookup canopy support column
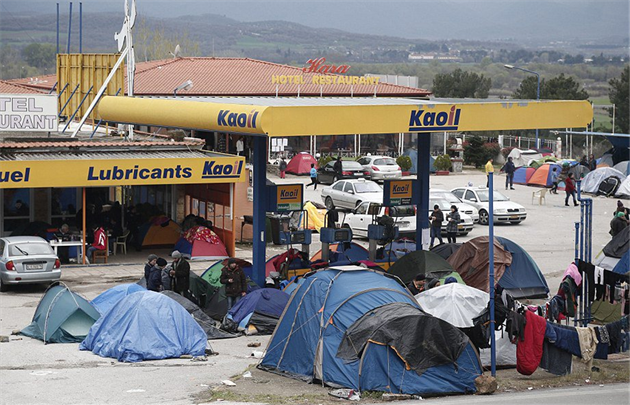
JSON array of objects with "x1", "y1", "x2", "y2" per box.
[
  {"x1": 415, "y1": 134, "x2": 430, "y2": 250},
  {"x1": 252, "y1": 136, "x2": 267, "y2": 286}
]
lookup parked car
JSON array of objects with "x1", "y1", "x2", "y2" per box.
[
  {"x1": 0, "y1": 236, "x2": 61, "y2": 292},
  {"x1": 451, "y1": 186, "x2": 527, "y2": 225},
  {"x1": 429, "y1": 199, "x2": 475, "y2": 236},
  {"x1": 339, "y1": 202, "x2": 417, "y2": 239},
  {"x1": 317, "y1": 160, "x2": 370, "y2": 185},
  {"x1": 430, "y1": 188, "x2": 480, "y2": 223},
  {"x1": 321, "y1": 179, "x2": 383, "y2": 210},
  {"x1": 357, "y1": 156, "x2": 402, "y2": 181}
]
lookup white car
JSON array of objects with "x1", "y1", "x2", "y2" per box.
[
  {"x1": 451, "y1": 186, "x2": 527, "y2": 225},
  {"x1": 1, "y1": 236, "x2": 62, "y2": 292},
  {"x1": 430, "y1": 189, "x2": 480, "y2": 223},
  {"x1": 356, "y1": 156, "x2": 402, "y2": 181},
  {"x1": 321, "y1": 179, "x2": 383, "y2": 210},
  {"x1": 429, "y1": 198, "x2": 475, "y2": 236},
  {"x1": 339, "y1": 202, "x2": 417, "y2": 239}
]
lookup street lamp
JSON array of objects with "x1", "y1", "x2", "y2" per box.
[
  {"x1": 505, "y1": 64, "x2": 540, "y2": 148},
  {"x1": 173, "y1": 80, "x2": 193, "y2": 96}
]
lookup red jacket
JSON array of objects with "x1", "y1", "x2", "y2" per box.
[
  {"x1": 93, "y1": 228, "x2": 107, "y2": 250},
  {"x1": 565, "y1": 176, "x2": 576, "y2": 193},
  {"x1": 516, "y1": 311, "x2": 547, "y2": 376}
]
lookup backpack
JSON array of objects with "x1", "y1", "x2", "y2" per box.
[{"x1": 597, "y1": 177, "x2": 621, "y2": 197}]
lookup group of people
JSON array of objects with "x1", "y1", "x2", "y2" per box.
[
  {"x1": 580, "y1": 154, "x2": 598, "y2": 171},
  {"x1": 610, "y1": 200, "x2": 630, "y2": 237},
  {"x1": 429, "y1": 204, "x2": 461, "y2": 247},
  {"x1": 144, "y1": 251, "x2": 191, "y2": 295}
]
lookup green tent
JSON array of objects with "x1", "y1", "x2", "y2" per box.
[
  {"x1": 388, "y1": 250, "x2": 455, "y2": 284},
  {"x1": 200, "y1": 261, "x2": 224, "y2": 288},
  {"x1": 20, "y1": 283, "x2": 100, "y2": 343}
]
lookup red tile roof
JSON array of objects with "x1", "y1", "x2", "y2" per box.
[
  {"x1": 0, "y1": 80, "x2": 48, "y2": 94},
  {"x1": 9, "y1": 57, "x2": 431, "y2": 97},
  {"x1": 0, "y1": 140, "x2": 203, "y2": 150}
]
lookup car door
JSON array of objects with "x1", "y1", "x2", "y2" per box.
[
  {"x1": 348, "y1": 202, "x2": 371, "y2": 237},
  {"x1": 329, "y1": 181, "x2": 345, "y2": 206},
  {"x1": 318, "y1": 162, "x2": 333, "y2": 184},
  {"x1": 339, "y1": 181, "x2": 356, "y2": 209}
]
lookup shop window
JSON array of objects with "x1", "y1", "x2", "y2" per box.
[
  {"x1": 2, "y1": 189, "x2": 32, "y2": 235},
  {"x1": 50, "y1": 188, "x2": 78, "y2": 228}
]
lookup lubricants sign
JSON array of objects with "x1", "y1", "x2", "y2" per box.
[
  {"x1": 0, "y1": 95, "x2": 58, "y2": 132},
  {"x1": 384, "y1": 180, "x2": 414, "y2": 206},
  {"x1": 0, "y1": 157, "x2": 246, "y2": 189},
  {"x1": 276, "y1": 184, "x2": 303, "y2": 211}
]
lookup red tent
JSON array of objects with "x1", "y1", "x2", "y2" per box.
[{"x1": 286, "y1": 152, "x2": 317, "y2": 175}]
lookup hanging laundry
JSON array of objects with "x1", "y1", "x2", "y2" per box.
[
  {"x1": 575, "y1": 327, "x2": 599, "y2": 368},
  {"x1": 539, "y1": 339, "x2": 572, "y2": 376},
  {"x1": 516, "y1": 311, "x2": 546, "y2": 376},
  {"x1": 545, "y1": 322, "x2": 582, "y2": 357}
]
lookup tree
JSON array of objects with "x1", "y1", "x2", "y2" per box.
[
  {"x1": 608, "y1": 65, "x2": 629, "y2": 134},
  {"x1": 512, "y1": 73, "x2": 588, "y2": 100},
  {"x1": 432, "y1": 68, "x2": 491, "y2": 98},
  {"x1": 464, "y1": 136, "x2": 498, "y2": 168},
  {"x1": 21, "y1": 43, "x2": 56, "y2": 72}
]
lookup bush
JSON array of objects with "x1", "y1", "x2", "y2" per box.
[
  {"x1": 501, "y1": 146, "x2": 515, "y2": 159},
  {"x1": 396, "y1": 155, "x2": 412, "y2": 172},
  {"x1": 464, "y1": 136, "x2": 500, "y2": 168},
  {"x1": 318, "y1": 155, "x2": 334, "y2": 168},
  {"x1": 434, "y1": 154, "x2": 452, "y2": 171}
]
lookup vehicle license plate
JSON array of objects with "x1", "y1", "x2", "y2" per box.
[
  {"x1": 458, "y1": 225, "x2": 464, "y2": 229},
  {"x1": 26, "y1": 263, "x2": 43, "y2": 270},
  {"x1": 354, "y1": 173, "x2": 361, "y2": 176},
  {"x1": 510, "y1": 215, "x2": 519, "y2": 219}
]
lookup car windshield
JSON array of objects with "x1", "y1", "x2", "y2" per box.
[
  {"x1": 342, "y1": 161, "x2": 363, "y2": 170},
  {"x1": 354, "y1": 182, "x2": 382, "y2": 193},
  {"x1": 430, "y1": 199, "x2": 452, "y2": 210},
  {"x1": 9, "y1": 243, "x2": 54, "y2": 256},
  {"x1": 431, "y1": 191, "x2": 460, "y2": 203},
  {"x1": 476, "y1": 190, "x2": 509, "y2": 202}
]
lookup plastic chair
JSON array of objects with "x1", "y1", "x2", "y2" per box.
[
  {"x1": 531, "y1": 189, "x2": 547, "y2": 205},
  {"x1": 113, "y1": 230, "x2": 130, "y2": 255}
]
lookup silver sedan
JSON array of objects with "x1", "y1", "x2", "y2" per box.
[
  {"x1": 357, "y1": 156, "x2": 402, "y2": 181},
  {"x1": 321, "y1": 179, "x2": 383, "y2": 210},
  {"x1": 0, "y1": 236, "x2": 61, "y2": 292}
]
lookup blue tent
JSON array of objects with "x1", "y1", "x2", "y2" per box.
[
  {"x1": 496, "y1": 237, "x2": 549, "y2": 299},
  {"x1": 227, "y1": 288, "x2": 290, "y2": 329},
  {"x1": 80, "y1": 291, "x2": 207, "y2": 362},
  {"x1": 612, "y1": 251, "x2": 629, "y2": 275},
  {"x1": 260, "y1": 266, "x2": 482, "y2": 395},
  {"x1": 91, "y1": 283, "x2": 145, "y2": 315},
  {"x1": 404, "y1": 149, "x2": 436, "y2": 174}
]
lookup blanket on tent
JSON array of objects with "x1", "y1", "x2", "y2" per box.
[{"x1": 184, "y1": 226, "x2": 221, "y2": 244}]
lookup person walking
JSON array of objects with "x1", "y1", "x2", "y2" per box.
[
  {"x1": 445, "y1": 205, "x2": 460, "y2": 243},
  {"x1": 565, "y1": 172, "x2": 578, "y2": 206},
  {"x1": 171, "y1": 250, "x2": 190, "y2": 296},
  {"x1": 610, "y1": 211, "x2": 628, "y2": 237},
  {"x1": 485, "y1": 158, "x2": 494, "y2": 187},
  {"x1": 220, "y1": 258, "x2": 247, "y2": 310},
  {"x1": 305, "y1": 163, "x2": 318, "y2": 189},
  {"x1": 550, "y1": 167, "x2": 560, "y2": 194},
  {"x1": 279, "y1": 157, "x2": 287, "y2": 179},
  {"x1": 429, "y1": 204, "x2": 444, "y2": 248},
  {"x1": 333, "y1": 156, "x2": 343, "y2": 180},
  {"x1": 501, "y1": 157, "x2": 516, "y2": 190}
]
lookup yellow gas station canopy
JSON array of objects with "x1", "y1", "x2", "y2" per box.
[{"x1": 97, "y1": 96, "x2": 593, "y2": 137}]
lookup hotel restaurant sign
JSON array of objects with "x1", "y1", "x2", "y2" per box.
[
  {"x1": 271, "y1": 57, "x2": 381, "y2": 85},
  {"x1": 0, "y1": 94, "x2": 58, "y2": 132}
]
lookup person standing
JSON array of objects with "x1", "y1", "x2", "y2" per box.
[
  {"x1": 305, "y1": 163, "x2": 318, "y2": 189},
  {"x1": 429, "y1": 204, "x2": 444, "y2": 248},
  {"x1": 279, "y1": 157, "x2": 287, "y2": 179},
  {"x1": 588, "y1": 154, "x2": 597, "y2": 171},
  {"x1": 236, "y1": 137, "x2": 244, "y2": 156},
  {"x1": 148, "y1": 258, "x2": 167, "y2": 292},
  {"x1": 501, "y1": 157, "x2": 516, "y2": 190},
  {"x1": 221, "y1": 258, "x2": 247, "y2": 309},
  {"x1": 610, "y1": 211, "x2": 628, "y2": 237},
  {"x1": 485, "y1": 158, "x2": 494, "y2": 187},
  {"x1": 171, "y1": 250, "x2": 190, "y2": 296},
  {"x1": 565, "y1": 172, "x2": 578, "y2": 206},
  {"x1": 144, "y1": 254, "x2": 158, "y2": 282},
  {"x1": 445, "y1": 205, "x2": 460, "y2": 243},
  {"x1": 333, "y1": 156, "x2": 343, "y2": 180},
  {"x1": 550, "y1": 167, "x2": 560, "y2": 194}
]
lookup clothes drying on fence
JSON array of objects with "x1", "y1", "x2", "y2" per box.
[
  {"x1": 539, "y1": 339, "x2": 573, "y2": 376},
  {"x1": 576, "y1": 326, "x2": 599, "y2": 367},
  {"x1": 516, "y1": 310, "x2": 547, "y2": 376},
  {"x1": 576, "y1": 259, "x2": 629, "y2": 303}
]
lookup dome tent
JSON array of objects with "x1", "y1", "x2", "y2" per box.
[
  {"x1": 387, "y1": 250, "x2": 455, "y2": 283},
  {"x1": 223, "y1": 288, "x2": 290, "y2": 334},
  {"x1": 513, "y1": 166, "x2": 535, "y2": 185},
  {"x1": 581, "y1": 167, "x2": 625, "y2": 194},
  {"x1": 286, "y1": 152, "x2": 317, "y2": 175},
  {"x1": 21, "y1": 283, "x2": 100, "y2": 344},
  {"x1": 91, "y1": 283, "x2": 145, "y2": 315},
  {"x1": 260, "y1": 266, "x2": 482, "y2": 395}
]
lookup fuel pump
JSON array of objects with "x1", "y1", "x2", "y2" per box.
[{"x1": 319, "y1": 210, "x2": 353, "y2": 263}]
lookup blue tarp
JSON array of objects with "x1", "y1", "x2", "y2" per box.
[
  {"x1": 612, "y1": 251, "x2": 629, "y2": 275},
  {"x1": 228, "y1": 288, "x2": 290, "y2": 327},
  {"x1": 260, "y1": 267, "x2": 482, "y2": 395},
  {"x1": 404, "y1": 149, "x2": 436, "y2": 174},
  {"x1": 91, "y1": 284, "x2": 145, "y2": 315},
  {"x1": 80, "y1": 291, "x2": 207, "y2": 362},
  {"x1": 496, "y1": 237, "x2": 549, "y2": 298}
]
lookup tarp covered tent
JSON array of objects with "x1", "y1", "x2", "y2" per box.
[
  {"x1": 302, "y1": 201, "x2": 327, "y2": 231},
  {"x1": 430, "y1": 243, "x2": 462, "y2": 260},
  {"x1": 612, "y1": 251, "x2": 629, "y2": 275},
  {"x1": 404, "y1": 148, "x2": 436, "y2": 174},
  {"x1": 495, "y1": 237, "x2": 549, "y2": 299},
  {"x1": 594, "y1": 250, "x2": 621, "y2": 271},
  {"x1": 388, "y1": 250, "x2": 455, "y2": 284},
  {"x1": 197, "y1": 265, "x2": 260, "y2": 320},
  {"x1": 597, "y1": 153, "x2": 615, "y2": 168},
  {"x1": 527, "y1": 163, "x2": 562, "y2": 187},
  {"x1": 613, "y1": 161, "x2": 630, "y2": 176},
  {"x1": 380, "y1": 239, "x2": 418, "y2": 261},
  {"x1": 513, "y1": 167, "x2": 535, "y2": 185},
  {"x1": 161, "y1": 290, "x2": 236, "y2": 339},
  {"x1": 173, "y1": 225, "x2": 228, "y2": 260},
  {"x1": 21, "y1": 283, "x2": 100, "y2": 343},
  {"x1": 225, "y1": 288, "x2": 290, "y2": 334},
  {"x1": 615, "y1": 176, "x2": 630, "y2": 198},
  {"x1": 80, "y1": 291, "x2": 207, "y2": 362},
  {"x1": 286, "y1": 152, "x2": 317, "y2": 175},
  {"x1": 603, "y1": 226, "x2": 629, "y2": 259},
  {"x1": 508, "y1": 148, "x2": 542, "y2": 168},
  {"x1": 259, "y1": 266, "x2": 482, "y2": 395},
  {"x1": 310, "y1": 242, "x2": 369, "y2": 263},
  {"x1": 581, "y1": 167, "x2": 626, "y2": 194},
  {"x1": 91, "y1": 284, "x2": 145, "y2": 315},
  {"x1": 415, "y1": 283, "x2": 487, "y2": 328},
  {"x1": 447, "y1": 237, "x2": 511, "y2": 294},
  {"x1": 529, "y1": 157, "x2": 559, "y2": 169},
  {"x1": 137, "y1": 216, "x2": 181, "y2": 247}
]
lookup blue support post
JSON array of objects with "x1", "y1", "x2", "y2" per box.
[
  {"x1": 415, "y1": 134, "x2": 430, "y2": 250},
  {"x1": 79, "y1": 2, "x2": 83, "y2": 53},
  {"x1": 252, "y1": 136, "x2": 267, "y2": 286},
  {"x1": 488, "y1": 173, "x2": 496, "y2": 376},
  {"x1": 62, "y1": 85, "x2": 93, "y2": 133},
  {"x1": 59, "y1": 84, "x2": 80, "y2": 115},
  {"x1": 56, "y1": 3, "x2": 60, "y2": 54},
  {"x1": 67, "y1": 2, "x2": 73, "y2": 54}
]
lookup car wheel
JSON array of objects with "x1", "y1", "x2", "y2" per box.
[
  {"x1": 479, "y1": 210, "x2": 489, "y2": 225},
  {"x1": 510, "y1": 221, "x2": 522, "y2": 224},
  {"x1": 355, "y1": 200, "x2": 362, "y2": 208},
  {"x1": 325, "y1": 197, "x2": 335, "y2": 210},
  {"x1": 0, "y1": 278, "x2": 8, "y2": 293}
]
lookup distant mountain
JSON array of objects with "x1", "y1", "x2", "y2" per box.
[{"x1": 2, "y1": 0, "x2": 628, "y2": 45}]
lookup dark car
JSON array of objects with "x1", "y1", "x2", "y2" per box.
[{"x1": 317, "y1": 160, "x2": 370, "y2": 185}]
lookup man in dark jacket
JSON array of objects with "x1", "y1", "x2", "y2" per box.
[
  {"x1": 144, "y1": 254, "x2": 158, "y2": 282},
  {"x1": 501, "y1": 157, "x2": 516, "y2": 190},
  {"x1": 429, "y1": 204, "x2": 444, "y2": 248},
  {"x1": 333, "y1": 156, "x2": 343, "y2": 179},
  {"x1": 407, "y1": 274, "x2": 426, "y2": 295},
  {"x1": 610, "y1": 211, "x2": 628, "y2": 237},
  {"x1": 171, "y1": 250, "x2": 190, "y2": 296},
  {"x1": 147, "y1": 258, "x2": 167, "y2": 292},
  {"x1": 220, "y1": 258, "x2": 247, "y2": 309}
]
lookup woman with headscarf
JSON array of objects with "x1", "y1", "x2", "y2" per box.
[{"x1": 445, "y1": 205, "x2": 461, "y2": 244}]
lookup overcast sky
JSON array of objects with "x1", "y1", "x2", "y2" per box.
[{"x1": 4, "y1": 0, "x2": 628, "y2": 42}]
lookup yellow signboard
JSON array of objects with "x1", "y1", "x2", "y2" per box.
[
  {"x1": 277, "y1": 184, "x2": 303, "y2": 211},
  {"x1": 97, "y1": 97, "x2": 593, "y2": 137},
  {"x1": 388, "y1": 180, "x2": 413, "y2": 205},
  {"x1": 0, "y1": 156, "x2": 246, "y2": 189}
]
